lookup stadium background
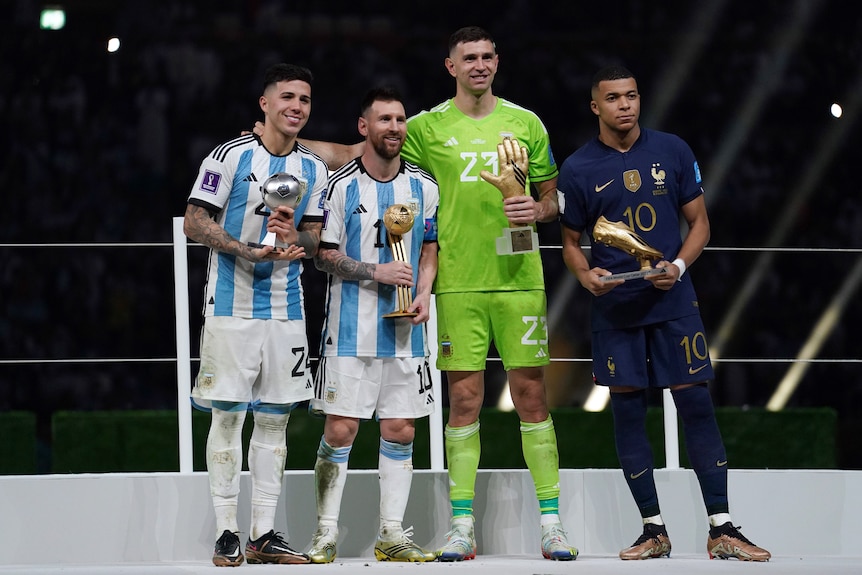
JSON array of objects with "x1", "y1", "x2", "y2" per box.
[{"x1": 0, "y1": 0, "x2": 859, "y2": 471}]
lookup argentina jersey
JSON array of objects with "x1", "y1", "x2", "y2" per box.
[
  {"x1": 319, "y1": 158, "x2": 439, "y2": 358},
  {"x1": 188, "y1": 136, "x2": 327, "y2": 320}
]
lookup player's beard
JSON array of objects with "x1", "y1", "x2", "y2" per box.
[{"x1": 372, "y1": 134, "x2": 402, "y2": 160}]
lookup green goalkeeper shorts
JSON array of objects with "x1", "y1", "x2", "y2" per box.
[{"x1": 435, "y1": 290, "x2": 550, "y2": 372}]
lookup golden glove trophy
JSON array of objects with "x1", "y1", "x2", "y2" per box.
[
  {"x1": 592, "y1": 215, "x2": 668, "y2": 282},
  {"x1": 381, "y1": 203, "x2": 419, "y2": 318},
  {"x1": 480, "y1": 137, "x2": 540, "y2": 256}
]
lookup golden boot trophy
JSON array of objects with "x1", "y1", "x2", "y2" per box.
[
  {"x1": 592, "y1": 215, "x2": 668, "y2": 282},
  {"x1": 381, "y1": 204, "x2": 419, "y2": 318}
]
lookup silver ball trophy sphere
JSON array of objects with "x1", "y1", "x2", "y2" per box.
[
  {"x1": 250, "y1": 172, "x2": 306, "y2": 249},
  {"x1": 261, "y1": 172, "x2": 304, "y2": 210}
]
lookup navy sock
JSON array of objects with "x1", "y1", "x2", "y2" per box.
[
  {"x1": 610, "y1": 390, "x2": 660, "y2": 518},
  {"x1": 671, "y1": 384, "x2": 729, "y2": 515}
]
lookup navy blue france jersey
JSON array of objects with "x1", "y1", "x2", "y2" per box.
[{"x1": 559, "y1": 128, "x2": 705, "y2": 331}]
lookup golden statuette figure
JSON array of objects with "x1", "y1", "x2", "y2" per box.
[{"x1": 592, "y1": 215, "x2": 668, "y2": 282}]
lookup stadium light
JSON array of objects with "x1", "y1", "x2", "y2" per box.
[{"x1": 40, "y1": 7, "x2": 66, "y2": 30}]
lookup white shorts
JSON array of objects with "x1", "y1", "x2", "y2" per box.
[
  {"x1": 191, "y1": 316, "x2": 313, "y2": 408},
  {"x1": 311, "y1": 356, "x2": 435, "y2": 420}
]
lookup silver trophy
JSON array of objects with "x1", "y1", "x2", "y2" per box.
[{"x1": 252, "y1": 172, "x2": 306, "y2": 248}]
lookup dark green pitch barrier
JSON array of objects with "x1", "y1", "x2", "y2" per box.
[{"x1": 0, "y1": 407, "x2": 836, "y2": 474}]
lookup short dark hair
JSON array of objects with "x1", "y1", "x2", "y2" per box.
[
  {"x1": 448, "y1": 26, "x2": 496, "y2": 54},
  {"x1": 591, "y1": 65, "x2": 635, "y2": 89},
  {"x1": 360, "y1": 86, "x2": 403, "y2": 116},
  {"x1": 262, "y1": 63, "x2": 313, "y2": 93}
]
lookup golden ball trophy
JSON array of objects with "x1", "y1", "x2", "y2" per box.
[
  {"x1": 592, "y1": 215, "x2": 668, "y2": 281},
  {"x1": 381, "y1": 203, "x2": 418, "y2": 318}
]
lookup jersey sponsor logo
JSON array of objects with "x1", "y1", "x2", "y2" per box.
[
  {"x1": 594, "y1": 179, "x2": 614, "y2": 192},
  {"x1": 443, "y1": 137, "x2": 459, "y2": 147},
  {"x1": 200, "y1": 170, "x2": 221, "y2": 194},
  {"x1": 624, "y1": 169, "x2": 641, "y2": 192},
  {"x1": 470, "y1": 138, "x2": 486, "y2": 145},
  {"x1": 689, "y1": 364, "x2": 709, "y2": 375}
]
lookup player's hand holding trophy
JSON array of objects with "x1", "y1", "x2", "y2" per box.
[
  {"x1": 250, "y1": 172, "x2": 306, "y2": 248},
  {"x1": 381, "y1": 203, "x2": 418, "y2": 318},
  {"x1": 480, "y1": 137, "x2": 540, "y2": 255},
  {"x1": 592, "y1": 215, "x2": 668, "y2": 282}
]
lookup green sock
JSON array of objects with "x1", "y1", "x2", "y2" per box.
[
  {"x1": 521, "y1": 416, "x2": 561, "y2": 505},
  {"x1": 445, "y1": 421, "x2": 481, "y2": 515}
]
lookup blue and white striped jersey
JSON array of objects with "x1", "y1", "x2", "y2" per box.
[
  {"x1": 187, "y1": 134, "x2": 327, "y2": 320},
  {"x1": 319, "y1": 158, "x2": 439, "y2": 358}
]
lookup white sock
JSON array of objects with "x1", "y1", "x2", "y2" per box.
[
  {"x1": 315, "y1": 438, "x2": 350, "y2": 526},
  {"x1": 540, "y1": 513, "x2": 560, "y2": 527},
  {"x1": 709, "y1": 513, "x2": 732, "y2": 527},
  {"x1": 248, "y1": 411, "x2": 289, "y2": 540},
  {"x1": 378, "y1": 439, "x2": 413, "y2": 538},
  {"x1": 643, "y1": 514, "x2": 665, "y2": 526},
  {"x1": 207, "y1": 407, "x2": 246, "y2": 535}
]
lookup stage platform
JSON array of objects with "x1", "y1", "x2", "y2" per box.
[{"x1": 1, "y1": 469, "x2": 859, "y2": 573}]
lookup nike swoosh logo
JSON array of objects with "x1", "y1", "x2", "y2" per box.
[
  {"x1": 689, "y1": 364, "x2": 708, "y2": 375},
  {"x1": 629, "y1": 468, "x2": 648, "y2": 479},
  {"x1": 716, "y1": 460, "x2": 728, "y2": 467},
  {"x1": 595, "y1": 179, "x2": 614, "y2": 192}
]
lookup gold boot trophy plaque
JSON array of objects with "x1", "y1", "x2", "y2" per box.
[
  {"x1": 480, "y1": 137, "x2": 540, "y2": 256},
  {"x1": 593, "y1": 215, "x2": 668, "y2": 282},
  {"x1": 382, "y1": 203, "x2": 419, "y2": 318}
]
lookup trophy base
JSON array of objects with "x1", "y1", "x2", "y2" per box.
[
  {"x1": 600, "y1": 268, "x2": 668, "y2": 282},
  {"x1": 496, "y1": 227, "x2": 539, "y2": 255},
  {"x1": 382, "y1": 310, "x2": 419, "y2": 318}
]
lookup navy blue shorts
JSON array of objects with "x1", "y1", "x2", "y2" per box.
[{"x1": 591, "y1": 315, "x2": 714, "y2": 388}]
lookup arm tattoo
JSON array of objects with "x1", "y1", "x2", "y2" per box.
[
  {"x1": 296, "y1": 222, "x2": 322, "y2": 258},
  {"x1": 315, "y1": 249, "x2": 375, "y2": 281},
  {"x1": 185, "y1": 204, "x2": 255, "y2": 260}
]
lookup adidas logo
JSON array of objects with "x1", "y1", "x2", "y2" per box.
[
  {"x1": 353, "y1": 204, "x2": 368, "y2": 214},
  {"x1": 305, "y1": 381, "x2": 313, "y2": 389},
  {"x1": 443, "y1": 137, "x2": 459, "y2": 147},
  {"x1": 426, "y1": 394, "x2": 434, "y2": 405},
  {"x1": 535, "y1": 349, "x2": 547, "y2": 358},
  {"x1": 243, "y1": 173, "x2": 258, "y2": 182}
]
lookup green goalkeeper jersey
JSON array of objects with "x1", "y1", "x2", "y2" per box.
[{"x1": 401, "y1": 97, "x2": 558, "y2": 293}]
